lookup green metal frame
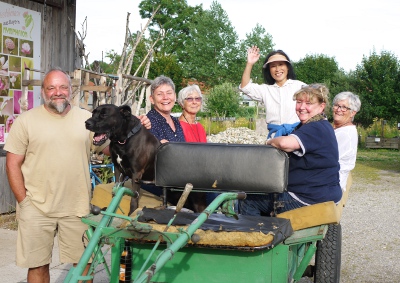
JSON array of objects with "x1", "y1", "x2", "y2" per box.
[{"x1": 64, "y1": 185, "x2": 328, "y2": 283}]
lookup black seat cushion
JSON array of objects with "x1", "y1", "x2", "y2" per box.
[{"x1": 155, "y1": 142, "x2": 289, "y2": 193}]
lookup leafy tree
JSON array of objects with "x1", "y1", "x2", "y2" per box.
[
  {"x1": 293, "y1": 54, "x2": 355, "y2": 118},
  {"x1": 330, "y1": 69, "x2": 356, "y2": 97},
  {"x1": 148, "y1": 53, "x2": 184, "y2": 91},
  {"x1": 138, "y1": 0, "x2": 202, "y2": 60},
  {"x1": 98, "y1": 50, "x2": 120, "y2": 74},
  {"x1": 183, "y1": 1, "x2": 241, "y2": 85},
  {"x1": 138, "y1": 1, "x2": 276, "y2": 88},
  {"x1": 294, "y1": 54, "x2": 340, "y2": 85},
  {"x1": 240, "y1": 23, "x2": 275, "y2": 84},
  {"x1": 205, "y1": 82, "x2": 241, "y2": 117},
  {"x1": 352, "y1": 50, "x2": 400, "y2": 126}
]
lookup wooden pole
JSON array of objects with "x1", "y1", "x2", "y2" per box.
[
  {"x1": 20, "y1": 69, "x2": 30, "y2": 113},
  {"x1": 71, "y1": 69, "x2": 81, "y2": 107}
]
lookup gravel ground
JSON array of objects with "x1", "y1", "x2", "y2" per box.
[
  {"x1": 340, "y1": 170, "x2": 400, "y2": 282},
  {"x1": 300, "y1": 170, "x2": 400, "y2": 283}
]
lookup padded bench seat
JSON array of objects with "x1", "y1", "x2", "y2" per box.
[
  {"x1": 136, "y1": 207, "x2": 293, "y2": 250},
  {"x1": 91, "y1": 181, "x2": 164, "y2": 216},
  {"x1": 277, "y1": 172, "x2": 352, "y2": 231}
]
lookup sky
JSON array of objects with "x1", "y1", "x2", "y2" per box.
[{"x1": 76, "y1": 0, "x2": 400, "y2": 72}]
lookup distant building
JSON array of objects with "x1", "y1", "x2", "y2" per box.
[{"x1": 240, "y1": 93, "x2": 257, "y2": 107}]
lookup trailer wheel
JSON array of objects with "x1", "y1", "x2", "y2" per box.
[{"x1": 314, "y1": 223, "x2": 341, "y2": 283}]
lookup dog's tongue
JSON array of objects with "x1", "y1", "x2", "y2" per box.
[{"x1": 93, "y1": 133, "x2": 107, "y2": 142}]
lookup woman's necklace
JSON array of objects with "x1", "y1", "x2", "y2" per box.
[{"x1": 182, "y1": 113, "x2": 200, "y2": 142}]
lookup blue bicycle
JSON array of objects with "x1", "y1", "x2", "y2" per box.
[{"x1": 89, "y1": 163, "x2": 116, "y2": 191}]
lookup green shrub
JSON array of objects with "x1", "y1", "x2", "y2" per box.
[
  {"x1": 205, "y1": 83, "x2": 241, "y2": 117},
  {"x1": 199, "y1": 117, "x2": 256, "y2": 135},
  {"x1": 237, "y1": 106, "x2": 257, "y2": 118},
  {"x1": 93, "y1": 155, "x2": 115, "y2": 184},
  {"x1": 356, "y1": 124, "x2": 368, "y2": 149},
  {"x1": 365, "y1": 118, "x2": 399, "y2": 138}
]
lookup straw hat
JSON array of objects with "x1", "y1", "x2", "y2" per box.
[{"x1": 263, "y1": 54, "x2": 290, "y2": 68}]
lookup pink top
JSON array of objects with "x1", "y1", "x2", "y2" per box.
[{"x1": 179, "y1": 121, "x2": 207, "y2": 142}]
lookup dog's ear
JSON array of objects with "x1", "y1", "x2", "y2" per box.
[{"x1": 119, "y1": 105, "x2": 132, "y2": 118}]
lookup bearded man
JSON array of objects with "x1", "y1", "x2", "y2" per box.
[{"x1": 4, "y1": 68, "x2": 150, "y2": 283}]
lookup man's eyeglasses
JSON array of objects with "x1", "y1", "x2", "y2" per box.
[
  {"x1": 333, "y1": 104, "x2": 351, "y2": 112},
  {"x1": 185, "y1": 97, "x2": 202, "y2": 102}
]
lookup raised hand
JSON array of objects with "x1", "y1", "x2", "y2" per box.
[{"x1": 247, "y1": 46, "x2": 261, "y2": 65}]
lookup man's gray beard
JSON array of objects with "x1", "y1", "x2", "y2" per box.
[{"x1": 45, "y1": 98, "x2": 70, "y2": 113}]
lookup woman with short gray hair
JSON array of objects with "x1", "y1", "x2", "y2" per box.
[
  {"x1": 178, "y1": 84, "x2": 207, "y2": 142},
  {"x1": 332, "y1": 91, "x2": 361, "y2": 191},
  {"x1": 147, "y1": 75, "x2": 185, "y2": 143}
]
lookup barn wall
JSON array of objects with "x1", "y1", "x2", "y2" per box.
[{"x1": 1, "y1": 0, "x2": 78, "y2": 72}]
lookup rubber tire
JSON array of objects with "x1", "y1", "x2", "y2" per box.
[{"x1": 314, "y1": 223, "x2": 342, "y2": 283}]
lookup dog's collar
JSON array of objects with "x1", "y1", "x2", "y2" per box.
[{"x1": 118, "y1": 123, "x2": 142, "y2": 144}]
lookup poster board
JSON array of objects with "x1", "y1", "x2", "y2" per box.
[{"x1": 0, "y1": 3, "x2": 41, "y2": 144}]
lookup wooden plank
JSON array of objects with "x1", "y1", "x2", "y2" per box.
[
  {"x1": 278, "y1": 202, "x2": 340, "y2": 231},
  {"x1": 365, "y1": 137, "x2": 399, "y2": 149},
  {"x1": 81, "y1": 72, "x2": 91, "y2": 109},
  {"x1": 71, "y1": 78, "x2": 81, "y2": 86},
  {"x1": 29, "y1": 0, "x2": 63, "y2": 9},
  {"x1": 284, "y1": 225, "x2": 327, "y2": 245},
  {"x1": 81, "y1": 85, "x2": 112, "y2": 92},
  {"x1": 71, "y1": 69, "x2": 81, "y2": 106},
  {"x1": 122, "y1": 74, "x2": 153, "y2": 85},
  {"x1": 22, "y1": 79, "x2": 42, "y2": 87},
  {"x1": 76, "y1": 68, "x2": 107, "y2": 80},
  {"x1": 75, "y1": 69, "x2": 153, "y2": 85},
  {"x1": 89, "y1": 74, "x2": 102, "y2": 80},
  {"x1": 77, "y1": 68, "x2": 105, "y2": 76}
]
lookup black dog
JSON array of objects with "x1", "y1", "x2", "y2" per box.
[
  {"x1": 85, "y1": 104, "x2": 208, "y2": 214},
  {"x1": 85, "y1": 104, "x2": 160, "y2": 214}
]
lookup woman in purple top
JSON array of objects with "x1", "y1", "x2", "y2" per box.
[
  {"x1": 240, "y1": 84, "x2": 341, "y2": 216},
  {"x1": 143, "y1": 76, "x2": 185, "y2": 198}
]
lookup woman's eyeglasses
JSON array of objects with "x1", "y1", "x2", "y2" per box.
[
  {"x1": 185, "y1": 97, "x2": 202, "y2": 102},
  {"x1": 333, "y1": 104, "x2": 351, "y2": 112}
]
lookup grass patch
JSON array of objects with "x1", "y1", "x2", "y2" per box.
[
  {"x1": 356, "y1": 148, "x2": 400, "y2": 172},
  {"x1": 353, "y1": 163, "x2": 380, "y2": 184},
  {"x1": 353, "y1": 148, "x2": 400, "y2": 186}
]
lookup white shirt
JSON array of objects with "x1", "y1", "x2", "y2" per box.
[
  {"x1": 239, "y1": 79, "x2": 306, "y2": 125},
  {"x1": 335, "y1": 125, "x2": 358, "y2": 191}
]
